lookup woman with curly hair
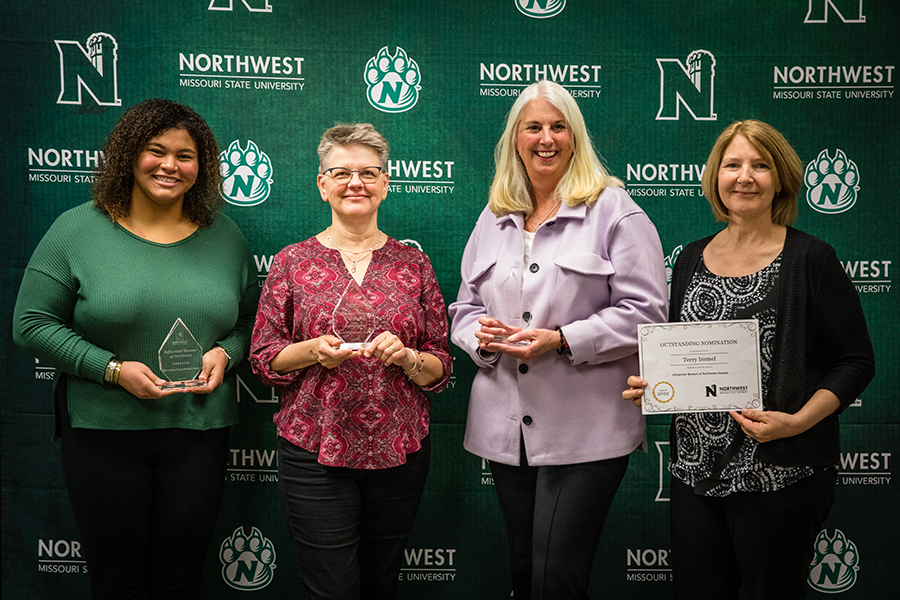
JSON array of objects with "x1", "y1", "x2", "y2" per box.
[{"x1": 13, "y1": 98, "x2": 258, "y2": 599}]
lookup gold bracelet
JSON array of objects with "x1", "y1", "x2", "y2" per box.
[
  {"x1": 104, "y1": 358, "x2": 119, "y2": 384},
  {"x1": 112, "y1": 361, "x2": 122, "y2": 385}
]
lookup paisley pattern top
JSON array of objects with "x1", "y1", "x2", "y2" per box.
[
  {"x1": 668, "y1": 253, "x2": 815, "y2": 496},
  {"x1": 250, "y1": 236, "x2": 451, "y2": 469}
]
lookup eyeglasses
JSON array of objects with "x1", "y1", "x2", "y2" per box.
[{"x1": 322, "y1": 166, "x2": 383, "y2": 184}]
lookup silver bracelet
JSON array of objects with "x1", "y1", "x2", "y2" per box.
[{"x1": 404, "y1": 349, "x2": 425, "y2": 381}]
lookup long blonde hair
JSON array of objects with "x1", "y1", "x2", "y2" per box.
[{"x1": 488, "y1": 80, "x2": 621, "y2": 217}]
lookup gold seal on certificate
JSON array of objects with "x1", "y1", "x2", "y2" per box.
[
  {"x1": 637, "y1": 319, "x2": 763, "y2": 414},
  {"x1": 158, "y1": 318, "x2": 207, "y2": 390},
  {"x1": 332, "y1": 281, "x2": 376, "y2": 350}
]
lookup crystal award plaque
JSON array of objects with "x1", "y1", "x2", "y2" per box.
[
  {"x1": 332, "y1": 281, "x2": 376, "y2": 350},
  {"x1": 492, "y1": 316, "x2": 532, "y2": 346},
  {"x1": 158, "y1": 318, "x2": 207, "y2": 389}
]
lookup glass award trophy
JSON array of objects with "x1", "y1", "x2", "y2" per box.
[
  {"x1": 492, "y1": 315, "x2": 532, "y2": 346},
  {"x1": 158, "y1": 318, "x2": 207, "y2": 389},
  {"x1": 332, "y1": 281, "x2": 376, "y2": 350}
]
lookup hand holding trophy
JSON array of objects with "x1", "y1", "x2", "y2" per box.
[
  {"x1": 332, "y1": 281, "x2": 376, "y2": 350},
  {"x1": 158, "y1": 318, "x2": 208, "y2": 389}
]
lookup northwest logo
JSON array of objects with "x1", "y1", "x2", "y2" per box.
[
  {"x1": 516, "y1": 0, "x2": 566, "y2": 18},
  {"x1": 656, "y1": 50, "x2": 716, "y2": 121},
  {"x1": 805, "y1": 149, "x2": 859, "y2": 214},
  {"x1": 655, "y1": 441, "x2": 672, "y2": 502},
  {"x1": 808, "y1": 529, "x2": 859, "y2": 592},
  {"x1": 208, "y1": 0, "x2": 272, "y2": 11},
  {"x1": 804, "y1": 0, "x2": 865, "y2": 23},
  {"x1": 220, "y1": 526, "x2": 277, "y2": 591},
  {"x1": 55, "y1": 32, "x2": 121, "y2": 106},
  {"x1": 665, "y1": 245, "x2": 683, "y2": 293},
  {"x1": 399, "y1": 239, "x2": 423, "y2": 251},
  {"x1": 220, "y1": 140, "x2": 273, "y2": 206},
  {"x1": 365, "y1": 47, "x2": 421, "y2": 113}
]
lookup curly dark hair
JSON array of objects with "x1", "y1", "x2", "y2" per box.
[{"x1": 92, "y1": 99, "x2": 223, "y2": 227}]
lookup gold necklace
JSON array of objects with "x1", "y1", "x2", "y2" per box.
[{"x1": 326, "y1": 228, "x2": 384, "y2": 273}]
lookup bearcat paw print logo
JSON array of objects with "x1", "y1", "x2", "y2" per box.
[
  {"x1": 398, "y1": 238, "x2": 422, "y2": 251},
  {"x1": 804, "y1": 149, "x2": 859, "y2": 214},
  {"x1": 516, "y1": 0, "x2": 566, "y2": 18},
  {"x1": 220, "y1": 140, "x2": 273, "y2": 207},
  {"x1": 808, "y1": 529, "x2": 859, "y2": 593},
  {"x1": 219, "y1": 526, "x2": 277, "y2": 591},
  {"x1": 365, "y1": 46, "x2": 420, "y2": 113}
]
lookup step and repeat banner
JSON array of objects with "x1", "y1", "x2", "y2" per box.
[{"x1": 2, "y1": 1, "x2": 897, "y2": 598}]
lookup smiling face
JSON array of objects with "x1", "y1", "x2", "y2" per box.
[
  {"x1": 717, "y1": 134, "x2": 781, "y2": 222},
  {"x1": 317, "y1": 144, "x2": 389, "y2": 222},
  {"x1": 131, "y1": 128, "x2": 199, "y2": 212},
  {"x1": 515, "y1": 97, "x2": 573, "y2": 189}
]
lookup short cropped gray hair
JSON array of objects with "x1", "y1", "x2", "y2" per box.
[{"x1": 317, "y1": 123, "x2": 390, "y2": 172}]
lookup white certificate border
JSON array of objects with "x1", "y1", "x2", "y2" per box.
[{"x1": 638, "y1": 320, "x2": 763, "y2": 414}]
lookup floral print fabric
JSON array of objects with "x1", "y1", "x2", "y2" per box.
[{"x1": 250, "y1": 236, "x2": 451, "y2": 469}]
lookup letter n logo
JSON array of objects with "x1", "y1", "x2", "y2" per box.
[
  {"x1": 706, "y1": 385, "x2": 717, "y2": 397},
  {"x1": 656, "y1": 50, "x2": 716, "y2": 121},
  {"x1": 55, "y1": 33, "x2": 121, "y2": 106},
  {"x1": 804, "y1": 0, "x2": 866, "y2": 23}
]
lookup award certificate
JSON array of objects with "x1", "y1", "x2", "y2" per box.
[{"x1": 637, "y1": 320, "x2": 763, "y2": 414}]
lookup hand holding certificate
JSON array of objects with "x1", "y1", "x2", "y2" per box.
[{"x1": 637, "y1": 320, "x2": 763, "y2": 414}]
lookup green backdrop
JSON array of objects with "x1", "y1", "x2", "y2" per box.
[{"x1": 2, "y1": 1, "x2": 898, "y2": 598}]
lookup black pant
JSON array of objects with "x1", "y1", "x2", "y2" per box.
[
  {"x1": 489, "y1": 441, "x2": 630, "y2": 600},
  {"x1": 277, "y1": 435, "x2": 431, "y2": 600},
  {"x1": 57, "y1": 378, "x2": 229, "y2": 600},
  {"x1": 670, "y1": 469, "x2": 836, "y2": 600}
]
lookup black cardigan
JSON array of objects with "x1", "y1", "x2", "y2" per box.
[{"x1": 668, "y1": 227, "x2": 875, "y2": 467}]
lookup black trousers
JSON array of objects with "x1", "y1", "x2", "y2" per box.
[
  {"x1": 489, "y1": 440, "x2": 630, "y2": 600},
  {"x1": 277, "y1": 435, "x2": 431, "y2": 600},
  {"x1": 57, "y1": 378, "x2": 229, "y2": 600},
  {"x1": 670, "y1": 469, "x2": 836, "y2": 600}
]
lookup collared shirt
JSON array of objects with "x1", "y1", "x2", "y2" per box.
[{"x1": 449, "y1": 185, "x2": 669, "y2": 466}]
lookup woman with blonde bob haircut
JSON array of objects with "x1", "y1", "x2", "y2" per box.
[
  {"x1": 451, "y1": 80, "x2": 668, "y2": 599},
  {"x1": 624, "y1": 119, "x2": 874, "y2": 600},
  {"x1": 702, "y1": 119, "x2": 804, "y2": 226}
]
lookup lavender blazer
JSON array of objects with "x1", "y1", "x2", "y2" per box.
[{"x1": 449, "y1": 186, "x2": 668, "y2": 466}]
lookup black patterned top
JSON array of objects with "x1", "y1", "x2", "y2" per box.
[{"x1": 668, "y1": 252, "x2": 815, "y2": 496}]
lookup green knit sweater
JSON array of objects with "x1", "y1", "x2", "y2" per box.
[{"x1": 13, "y1": 202, "x2": 259, "y2": 431}]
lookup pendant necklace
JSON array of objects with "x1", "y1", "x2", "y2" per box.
[
  {"x1": 327, "y1": 227, "x2": 384, "y2": 273},
  {"x1": 528, "y1": 199, "x2": 562, "y2": 232}
]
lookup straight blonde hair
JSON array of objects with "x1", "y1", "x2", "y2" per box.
[{"x1": 488, "y1": 80, "x2": 621, "y2": 217}]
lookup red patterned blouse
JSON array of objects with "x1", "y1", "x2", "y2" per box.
[{"x1": 250, "y1": 236, "x2": 451, "y2": 469}]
